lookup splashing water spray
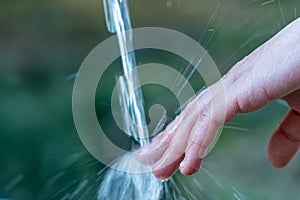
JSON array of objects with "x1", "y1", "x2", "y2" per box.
[{"x1": 96, "y1": 0, "x2": 248, "y2": 199}]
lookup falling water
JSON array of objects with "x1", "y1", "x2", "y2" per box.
[
  {"x1": 103, "y1": 0, "x2": 149, "y2": 146},
  {"x1": 98, "y1": 0, "x2": 164, "y2": 199}
]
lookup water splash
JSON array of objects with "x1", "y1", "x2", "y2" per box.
[
  {"x1": 97, "y1": 154, "x2": 163, "y2": 200},
  {"x1": 97, "y1": 1, "x2": 248, "y2": 199}
]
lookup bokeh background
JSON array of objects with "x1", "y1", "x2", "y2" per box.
[{"x1": 1, "y1": 0, "x2": 300, "y2": 199}]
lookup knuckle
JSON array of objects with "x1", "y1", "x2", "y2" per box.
[
  {"x1": 197, "y1": 100, "x2": 223, "y2": 127},
  {"x1": 280, "y1": 126, "x2": 300, "y2": 143},
  {"x1": 187, "y1": 136, "x2": 200, "y2": 149}
]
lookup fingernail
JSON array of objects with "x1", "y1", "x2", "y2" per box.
[
  {"x1": 160, "y1": 178, "x2": 169, "y2": 182},
  {"x1": 198, "y1": 147, "x2": 207, "y2": 158},
  {"x1": 179, "y1": 160, "x2": 185, "y2": 169}
]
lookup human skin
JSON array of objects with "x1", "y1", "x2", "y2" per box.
[{"x1": 136, "y1": 17, "x2": 300, "y2": 180}]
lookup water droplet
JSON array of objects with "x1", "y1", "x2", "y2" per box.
[{"x1": 161, "y1": 178, "x2": 169, "y2": 182}]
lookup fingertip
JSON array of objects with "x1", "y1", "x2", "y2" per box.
[
  {"x1": 152, "y1": 164, "x2": 177, "y2": 181},
  {"x1": 267, "y1": 146, "x2": 295, "y2": 169},
  {"x1": 267, "y1": 130, "x2": 299, "y2": 168},
  {"x1": 267, "y1": 147, "x2": 290, "y2": 168},
  {"x1": 179, "y1": 158, "x2": 203, "y2": 176},
  {"x1": 152, "y1": 154, "x2": 184, "y2": 180}
]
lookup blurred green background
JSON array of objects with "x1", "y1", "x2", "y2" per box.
[{"x1": 1, "y1": 0, "x2": 300, "y2": 199}]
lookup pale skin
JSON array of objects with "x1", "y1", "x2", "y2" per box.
[{"x1": 137, "y1": 18, "x2": 300, "y2": 180}]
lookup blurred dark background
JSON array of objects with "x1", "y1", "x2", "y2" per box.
[{"x1": 0, "y1": 0, "x2": 299, "y2": 199}]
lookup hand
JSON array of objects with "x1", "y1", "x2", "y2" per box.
[{"x1": 136, "y1": 18, "x2": 300, "y2": 180}]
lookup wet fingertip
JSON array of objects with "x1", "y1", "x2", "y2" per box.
[
  {"x1": 152, "y1": 167, "x2": 167, "y2": 180},
  {"x1": 180, "y1": 159, "x2": 203, "y2": 176},
  {"x1": 153, "y1": 169, "x2": 172, "y2": 182},
  {"x1": 179, "y1": 160, "x2": 185, "y2": 169},
  {"x1": 152, "y1": 162, "x2": 178, "y2": 180}
]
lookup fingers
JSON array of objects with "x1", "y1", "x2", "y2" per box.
[
  {"x1": 150, "y1": 86, "x2": 227, "y2": 179},
  {"x1": 136, "y1": 131, "x2": 173, "y2": 165},
  {"x1": 267, "y1": 109, "x2": 300, "y2": 168},
  {"x1": 152, "y1": 108, "x2": 198, "y2": 179},
  {"x1": 153, "y1": 154, "x2": 185, "y2": 180},
  {"x1": 136, "y1": 81, "x2": 230, "y2": 179},
  {"x1": 268, "y1": 89, "x2": 300, "y2": 168},
  {"x1": 180, "y1": 112, "x2": 219, "y2": 175},
  {"x1": 136, "y1": 109, "x2": 188, "y2": 165}
]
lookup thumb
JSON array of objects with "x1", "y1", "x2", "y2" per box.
[{"x1": 267, "y1": 109, "x2": 300, "y2": 168}]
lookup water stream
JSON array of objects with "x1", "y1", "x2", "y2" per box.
[
  {"x1": 103, "y1": 0, "x2": 149, "y2": 146},
  {"x1": 98, "y1": 0, "x2": 164, "y2": 199}
]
